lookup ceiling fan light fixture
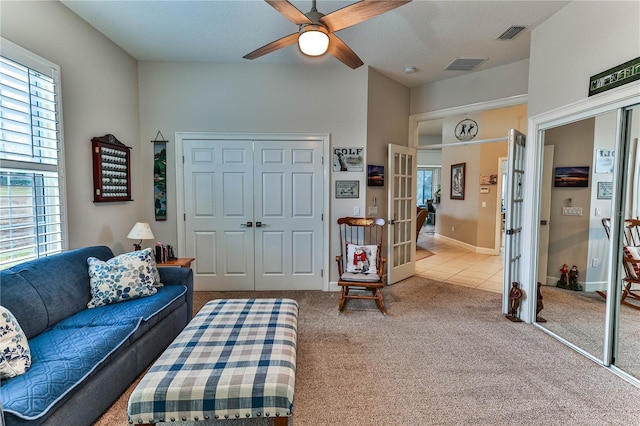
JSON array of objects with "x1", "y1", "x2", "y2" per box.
[{"x1": 298, "y1": 24, "x2": 329, "y2": 57}]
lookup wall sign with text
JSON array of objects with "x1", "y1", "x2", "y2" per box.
[
  {"x1": 589, "y1": 56, "x2": 640, "y2": 97},
  {"x1": 333, "y1": 147, "x2": 364, "y2": 171}
]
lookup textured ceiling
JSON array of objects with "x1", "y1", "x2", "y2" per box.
[{"x1": 61, "y1": 0, "x2": 570, "y2": 88}]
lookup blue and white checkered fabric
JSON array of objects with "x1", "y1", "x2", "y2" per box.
[{"x1": 127, "y1": 298, "x2": 298, "y2": 423}]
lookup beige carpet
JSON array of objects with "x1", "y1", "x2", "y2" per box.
[{"x1": 94, "y1": 277, "x2": 640, "y2": 426}]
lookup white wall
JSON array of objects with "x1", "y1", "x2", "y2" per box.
[
  {"x1": 586, "y1": 112, "x2": 617, "y2": 289},
  {"x1": 365, "y1": 67, "x2": 410, "y2": 225},
  {"x1": 410, "y1": 59, "x2": 529, "y2": 115},
  {"x1": 528, "y1": 1, "x2": 640, "y2": 116},
  {"x1": 1, "y1": 0, "x2": 141, "y2": 254},
  {"x1": 137, "y1": 61, "x2": 370, "y2": 281}
]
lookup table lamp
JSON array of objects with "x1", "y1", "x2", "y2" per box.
[{"x1": 127, "y1": 222, "x2": 154, "y2": 250}]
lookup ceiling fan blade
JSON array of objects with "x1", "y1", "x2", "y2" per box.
[
  {"x1": 327, "y1": 33, "x2": 364, "y2": 69},
  {"x1": 321, "y1": 0, "x2": 412, "y2": 32},
  {"x1": 265, "y1": 0, "x2": 312, "y2": 25},
  {"x1": 243, "y1": 33, "x2": 299, "y2": 60}
]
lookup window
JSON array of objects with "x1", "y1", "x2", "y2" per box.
[
  {"x1": 417, "y1": 168, "x2": 436, "y2": 206},
  {"x1": 0, "y1": 39, "x2": 65, "y2": 269}
]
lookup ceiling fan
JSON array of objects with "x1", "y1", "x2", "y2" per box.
[{"x1": 243, "y1": 0, "x2": 412, "y2": 69}]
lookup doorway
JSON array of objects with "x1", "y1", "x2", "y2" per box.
[{"x1": 176, "y1": 133, "x2": 329, "y2": 292}]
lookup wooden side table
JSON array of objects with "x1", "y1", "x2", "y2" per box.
[{"x1": 157, "y1": 257, "x2": 195, "y2": 268}]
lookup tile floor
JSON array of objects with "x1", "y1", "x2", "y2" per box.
[{"x1": 415, "y1": 225, "x2": 505, "y2": 294}]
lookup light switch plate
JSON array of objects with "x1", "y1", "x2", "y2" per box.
[{"x1": 562, "y1": 207, "x2": 583, "y2": 216}]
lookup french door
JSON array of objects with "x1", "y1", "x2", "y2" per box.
[
  {"x1": 387, "y1": 144, "x2": 417, "y2": 284},
  {"x1": 182, "y1": 137, "x2": 324, "y2": 291},
  {"x1": 502, "y1": 129, "x2": 526, "y2": 314}
]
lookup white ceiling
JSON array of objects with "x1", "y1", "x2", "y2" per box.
[{"x1": 60, "y1": 0, "x2": 570, "y2": 88}]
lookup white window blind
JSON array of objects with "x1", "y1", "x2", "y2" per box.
[{"x1": 0, "y1": 40, "x2": 65, "y2": 269}]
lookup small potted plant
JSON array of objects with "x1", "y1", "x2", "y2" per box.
[{"x1": 434, "y1": 185, "x2": 441, "y2": 203}]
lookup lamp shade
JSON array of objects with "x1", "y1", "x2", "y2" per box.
[
  {"x1": 298, "y1": 25, "x2": 329, "y2": 57},
  {"x1": 127, "y1": 222, "x2": 154, "y2": 241}
]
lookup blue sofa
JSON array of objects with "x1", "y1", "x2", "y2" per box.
[{"x1": 0, "y1": 246, "x2": 193, "y2": 425}]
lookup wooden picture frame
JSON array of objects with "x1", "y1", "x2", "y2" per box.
[
  {"x1": 450, "y1": 163, "x2": 466, "y2": 200},
  {"x1": 335, "y1": 180, "x2": 359, "y2": 199}
]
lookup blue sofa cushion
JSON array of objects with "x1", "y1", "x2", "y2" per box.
[
  {"x1": 0, "y1": 285, "x2": 186, "y2": 421},
  {"x1": 0, "y1": 246, "x2": 115, "y2": 339}
]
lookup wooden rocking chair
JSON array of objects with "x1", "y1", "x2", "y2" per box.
[
  {"x1": 598, "y1": 218, "x2": 640, "y2": 309},
  {"x1": 336, "y1": 217, "x2": 387, "y2": 315}
]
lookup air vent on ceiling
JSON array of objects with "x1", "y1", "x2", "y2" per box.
[
  {"x1": 496, "y1": 25, "x2": 526, "y2": 40},
  {"x1": 445, "y1": 58, "x2": 488, "y2": 72}
]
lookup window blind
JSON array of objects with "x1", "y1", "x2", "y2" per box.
[{"x1": 0, "y1": 47, "x2": 64, "y2": 269}]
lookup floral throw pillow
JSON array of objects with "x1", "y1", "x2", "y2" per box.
[
  {"x1": 0, "y1": 305, "x2": 31, "y2": 379},
  {"x1": 87, "y1": 248, "x2": 158, "y2": 308},
  {"x1": 345, "y1": 243, "x2": 378, "y2": 275}
]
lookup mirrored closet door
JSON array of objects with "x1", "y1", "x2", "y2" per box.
[{"x1": 535, "y1": 104, "x2": 640, "y2": 384}]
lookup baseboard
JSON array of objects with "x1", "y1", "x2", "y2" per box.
[
  {"x1": 545, "y1": 275, "x2": 606, "y2": 293},
  {"x1": 584, "y1": 281, "x2": 607, "y2": 293},
  {"x1": 434, "y1": 234, "x2": 499, "y2": 255}
]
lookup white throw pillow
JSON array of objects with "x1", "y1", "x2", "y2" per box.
[
  {"x1": 345, "y1": 243, "x2": 378, "y2": 275},
  {"x1": 87, "y1": 248, "x2": 158, "y2": 308},
  {"x1": 0, "y1": 306, "x2": 31, "y2": 379}
]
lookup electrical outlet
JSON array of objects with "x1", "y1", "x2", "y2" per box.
[
  {"x1": 353, "y1": 206, "x2": 360, "y2": 216},
  {"x1": 592, "y1": 258, "x2": 599, "y2": 268}
]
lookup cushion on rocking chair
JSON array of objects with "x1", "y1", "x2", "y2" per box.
[
  {"x1": 345, "y1": 243, "x2": 378, "y2": 274},
  {"x1": 340, "y1": 272, "x2": 382, "y2": 283},
  {"x1": 623, "y1": 246, "x2": 640, "y2": 279}
]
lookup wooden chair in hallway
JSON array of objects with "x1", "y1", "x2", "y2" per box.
[
  {"x1": 598, "y1": 218, "x2": 640, "y2": 309},
  {"x1": 336, "y1": 217, "x2": 387, "y2": 315},
  {"x1": 416, "y1": 207, "x2": 428, "y2": 242}
]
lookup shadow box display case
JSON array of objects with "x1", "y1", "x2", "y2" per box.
[{"x1": 91, "y1": 134, "x2": 132, "y2": 202}]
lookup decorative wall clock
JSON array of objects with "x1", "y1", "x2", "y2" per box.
[{"x1": 455, "y1": 118, "x2": 479, "y2": 141}]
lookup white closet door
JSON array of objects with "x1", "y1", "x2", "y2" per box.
[
  {"x1": 183, "y1": 138, "x2": 324, "y2": 291},
  {"x1": 254, "y1": 140, "x2": 324, "y2": 291},
  {"x1": 184, "y1": 140, "x2": 254, "y2": 291}
]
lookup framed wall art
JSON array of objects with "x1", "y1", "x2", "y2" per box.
[
  {"x1": 333, "y1": 147, "x2": 364, "y2": 172},
  {"x1": 367, "y1": 165, "x2": 384, "y2": 187},
  {"x1": 595, "y1": 149, "x2": 614, "y2": 173},
  {"x1": 554, "y1": 166, "x2": 590, "y2": 187},
  {"x1": 152, "y1": 131, "x2": 168, "y2": 221},
  {"x1": 597, "y1": 181, "x2": 613, "y2": 199},
  {"x1": 450, "y1": 163, "x2": 465, "y2": 200},
  {"x1": 335, "y1": 180, "x2": 359, "y2": 199}
]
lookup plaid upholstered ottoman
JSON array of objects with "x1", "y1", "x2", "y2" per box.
[{"x1": 127, "y1": 298, "x2": 298, "y2": 426}]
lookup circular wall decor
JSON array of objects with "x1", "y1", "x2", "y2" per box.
[{"x1": 455, "y1": 118, "x2": 479, "y2": 141}]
